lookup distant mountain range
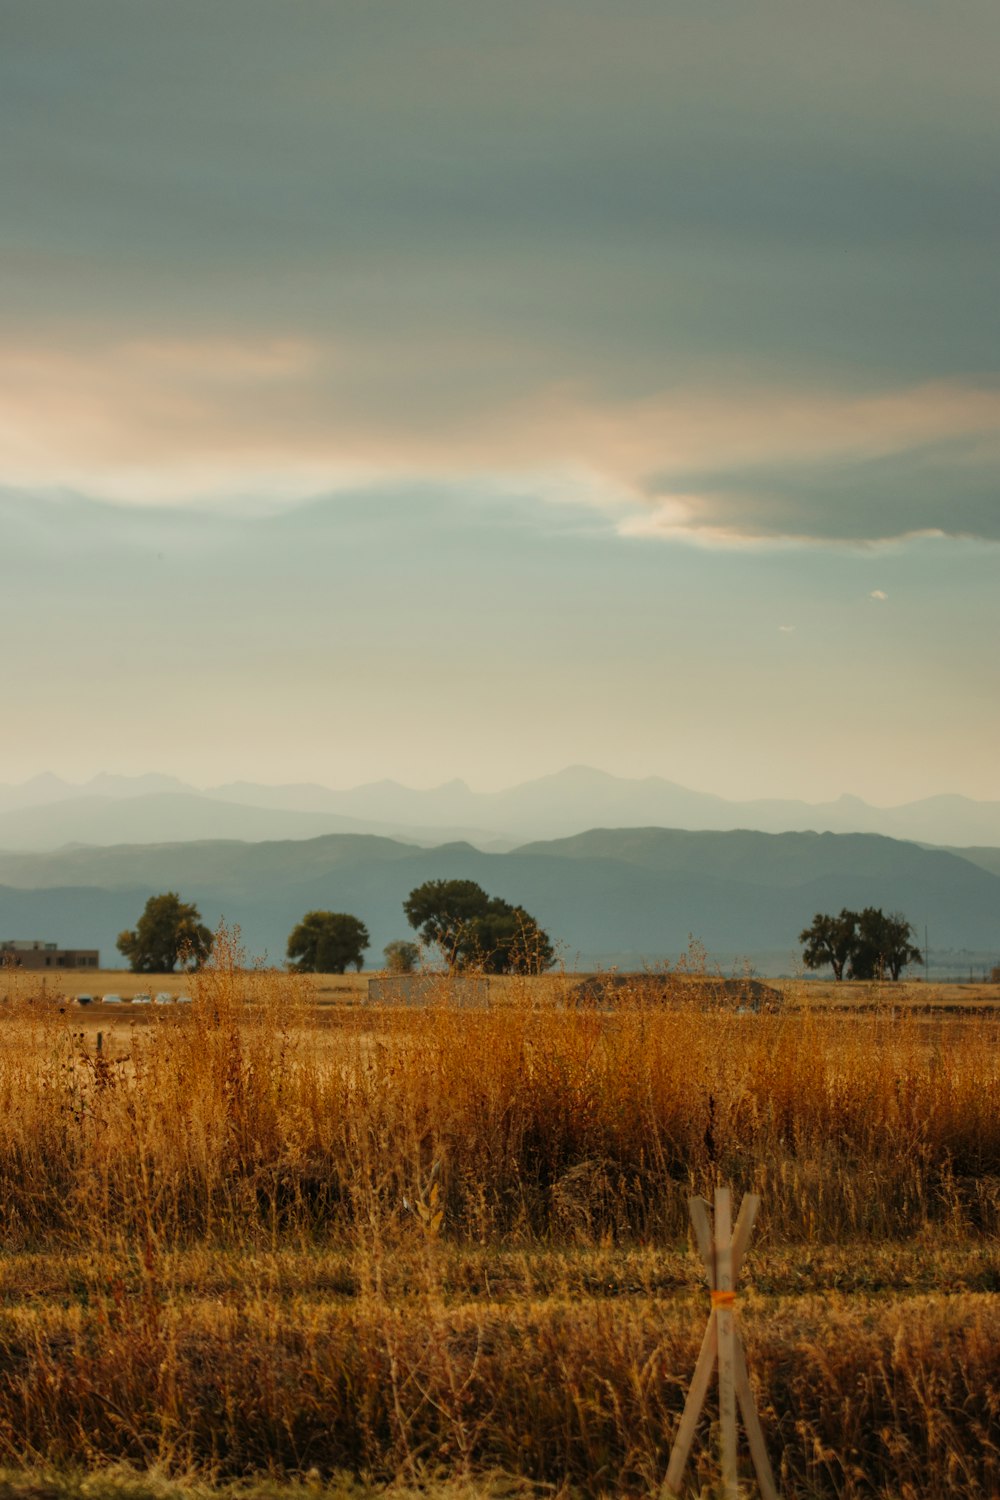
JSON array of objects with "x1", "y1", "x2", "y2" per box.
[
  {"x1": 2, "y1": 765, "x2": 1000, "y2": 849},
  {"x1": 0, "y1": 791, "x2": 502, "y2": 853},
  {"x1": 1, "y1": 826, "x2": 997, "y2": 976}
]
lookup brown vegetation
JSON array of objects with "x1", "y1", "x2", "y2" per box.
[{"x1": 1, "y1": 940, "x2": 999, "y2": 1496}]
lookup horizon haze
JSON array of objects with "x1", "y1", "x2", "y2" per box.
[{"x1": 3, "y1": 763, "x2": 1000, "y2": 853}]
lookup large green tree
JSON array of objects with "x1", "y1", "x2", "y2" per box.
[
  {"x1": 286, "y1": 911, "x2": 370, "y2": 973},
  {"x1": 403, "y1": 879, "x2": 492, "y2": 966},
  {"x1": 403, "y1": 879, "x2": 554, "y2": 974},
  {"x1": 117, "y1": 892, "x2": 214, "y2": 973}
]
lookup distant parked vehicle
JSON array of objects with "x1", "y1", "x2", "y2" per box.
[
  {"x1": 101, "y1": 994, "x2": 123, "y2": 1005},
  {"x1": 154, "y1": 992, "x2": 174, "y2": 1005},
  {"x1": 176, "y1": 994, "x2": 192, "y2": 1005},
  {"x1": 132, "y1": 993, "x2": 152, "y2": 1005},
  {"x1": 76, "y1": 993, "x2": 94, "y2": 1006}
]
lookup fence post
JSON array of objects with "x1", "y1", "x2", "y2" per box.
[{"x1": 663, "y1": 1186, "x2": 779, "y2": 1499}]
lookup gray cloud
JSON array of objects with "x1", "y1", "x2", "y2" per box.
[
  {"x1": 641, "y1": 433, "x2": 1000, "y2": 543},
  {"x1": 1, "y1": 1, "x2": 999, "y2": 543}
]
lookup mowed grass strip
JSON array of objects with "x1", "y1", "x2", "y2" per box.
[{"x1": 2, "y1": 1241, "x2": 1000, "y2": 1308}]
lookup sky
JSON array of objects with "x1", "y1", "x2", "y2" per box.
[{"x1": 2, "y1": 0, "x2": 998, "y2": 804}]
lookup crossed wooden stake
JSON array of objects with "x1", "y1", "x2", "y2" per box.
[{"x1": 663, "y1": 1187, "x2": 779, "y2": 1500}]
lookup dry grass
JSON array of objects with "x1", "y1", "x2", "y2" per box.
[
  {"x1": 779, "y1": 978, "x2": 1000, "y2": 1012},
  {"x1": 2, "y1": 941, "x2": 999, "y2": 1496},
  {"x1": 10, "y1": 965, "x2": 1000, "y2": 1016}
]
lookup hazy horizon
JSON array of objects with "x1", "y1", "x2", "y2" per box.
[
  {"x1": 3, "y1": 2, "x2": 998, "y2": 806},
  {"x1": 2, "y1": 760, "x2": 999, "y2": 811}
]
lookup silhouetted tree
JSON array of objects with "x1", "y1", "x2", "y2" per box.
[
  {"x1": 848, "y1": 908, "x2": 922, "y2": 981},
  {"x1": 800, "y1": 906, "x2": 922, "y2": 981},
  {"x1": 799, "y1": 909, "x2": 858, "y2": 981}
]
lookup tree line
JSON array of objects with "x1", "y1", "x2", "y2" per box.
[
  {"x1": 116, "y1": 879, "x2": 555, "y2": 975},
  {"x1": 116, "y1": 889, "x2": 928, "y2": 983}
]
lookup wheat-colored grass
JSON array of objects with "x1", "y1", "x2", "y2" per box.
[{"x1": 2, "y1": 941, "x2": 999, "y2": 1496}]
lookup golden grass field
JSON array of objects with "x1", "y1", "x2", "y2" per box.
[{"x1": 2, "y1": 943, "x2": 1000, "y2": 1498}]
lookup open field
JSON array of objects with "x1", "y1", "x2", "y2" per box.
[
  {"x1": 0, "y1": 968, "x2": 367, "y2": 1006},
  {"x1": 2, "y1": 951, "x2": 1000, "y2": 1497},
  {"x1": 6, "y1": 965, "x2": 1000, "y2": 1013}
]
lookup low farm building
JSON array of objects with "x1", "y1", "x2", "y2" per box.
[
  {"x1": 366, "y1": 975, "x2": 490, "y2": 1007},
  {"x1": 1, "y1": 939, "x2": 100, "y2": 970}
]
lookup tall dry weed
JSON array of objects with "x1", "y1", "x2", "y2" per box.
[{"x1": 1, "y1": 953, "x2": 999, "y2": 1249}]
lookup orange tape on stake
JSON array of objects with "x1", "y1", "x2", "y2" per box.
[{"x1": 710, "y1": 1290, "x2": 736, "y2": 1308}]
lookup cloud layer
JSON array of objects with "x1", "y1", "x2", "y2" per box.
[{"x1": 2, "y1": 1, "x2": 999, "y2": 543}]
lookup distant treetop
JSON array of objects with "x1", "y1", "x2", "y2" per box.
[
  {"x1": 117, "y1": 892, "x2": 213, "y2": 973},
  {"x1": 403, "y1": 878, "x2": 554, "y2": 974},
  {"x1": 800, "y1": 908, "x2": 922, "y2": 981}
]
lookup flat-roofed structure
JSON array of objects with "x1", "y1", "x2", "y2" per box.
[
  {"x1": 1, "y1": 939, "x2": 100, "y2": 970},
  {"x1": 366, "y1": 975, "x2": 490, "y2": 1007}
]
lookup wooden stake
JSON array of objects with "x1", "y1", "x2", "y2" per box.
[
  {"x1": 714, "y1": 1187, "x2": 738, "y2": 1497},
  {"x1": 730, "y1": 1191, "x2": 760, "y2": 1281},
  {"x1": 662, "y1": 1188, "x2": 779, "y2": 1499},
  {"x1": 734, "y1": 1331, "x2": 779, "y2": 1500}
]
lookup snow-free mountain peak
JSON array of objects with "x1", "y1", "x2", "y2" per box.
[{"x1": 2, "y1": 768, "x2": 1000, "y2": 848}]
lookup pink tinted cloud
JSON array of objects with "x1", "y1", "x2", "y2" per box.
[{"x1": 1, "y1": 335, "x2": 998, "y2": 534}]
